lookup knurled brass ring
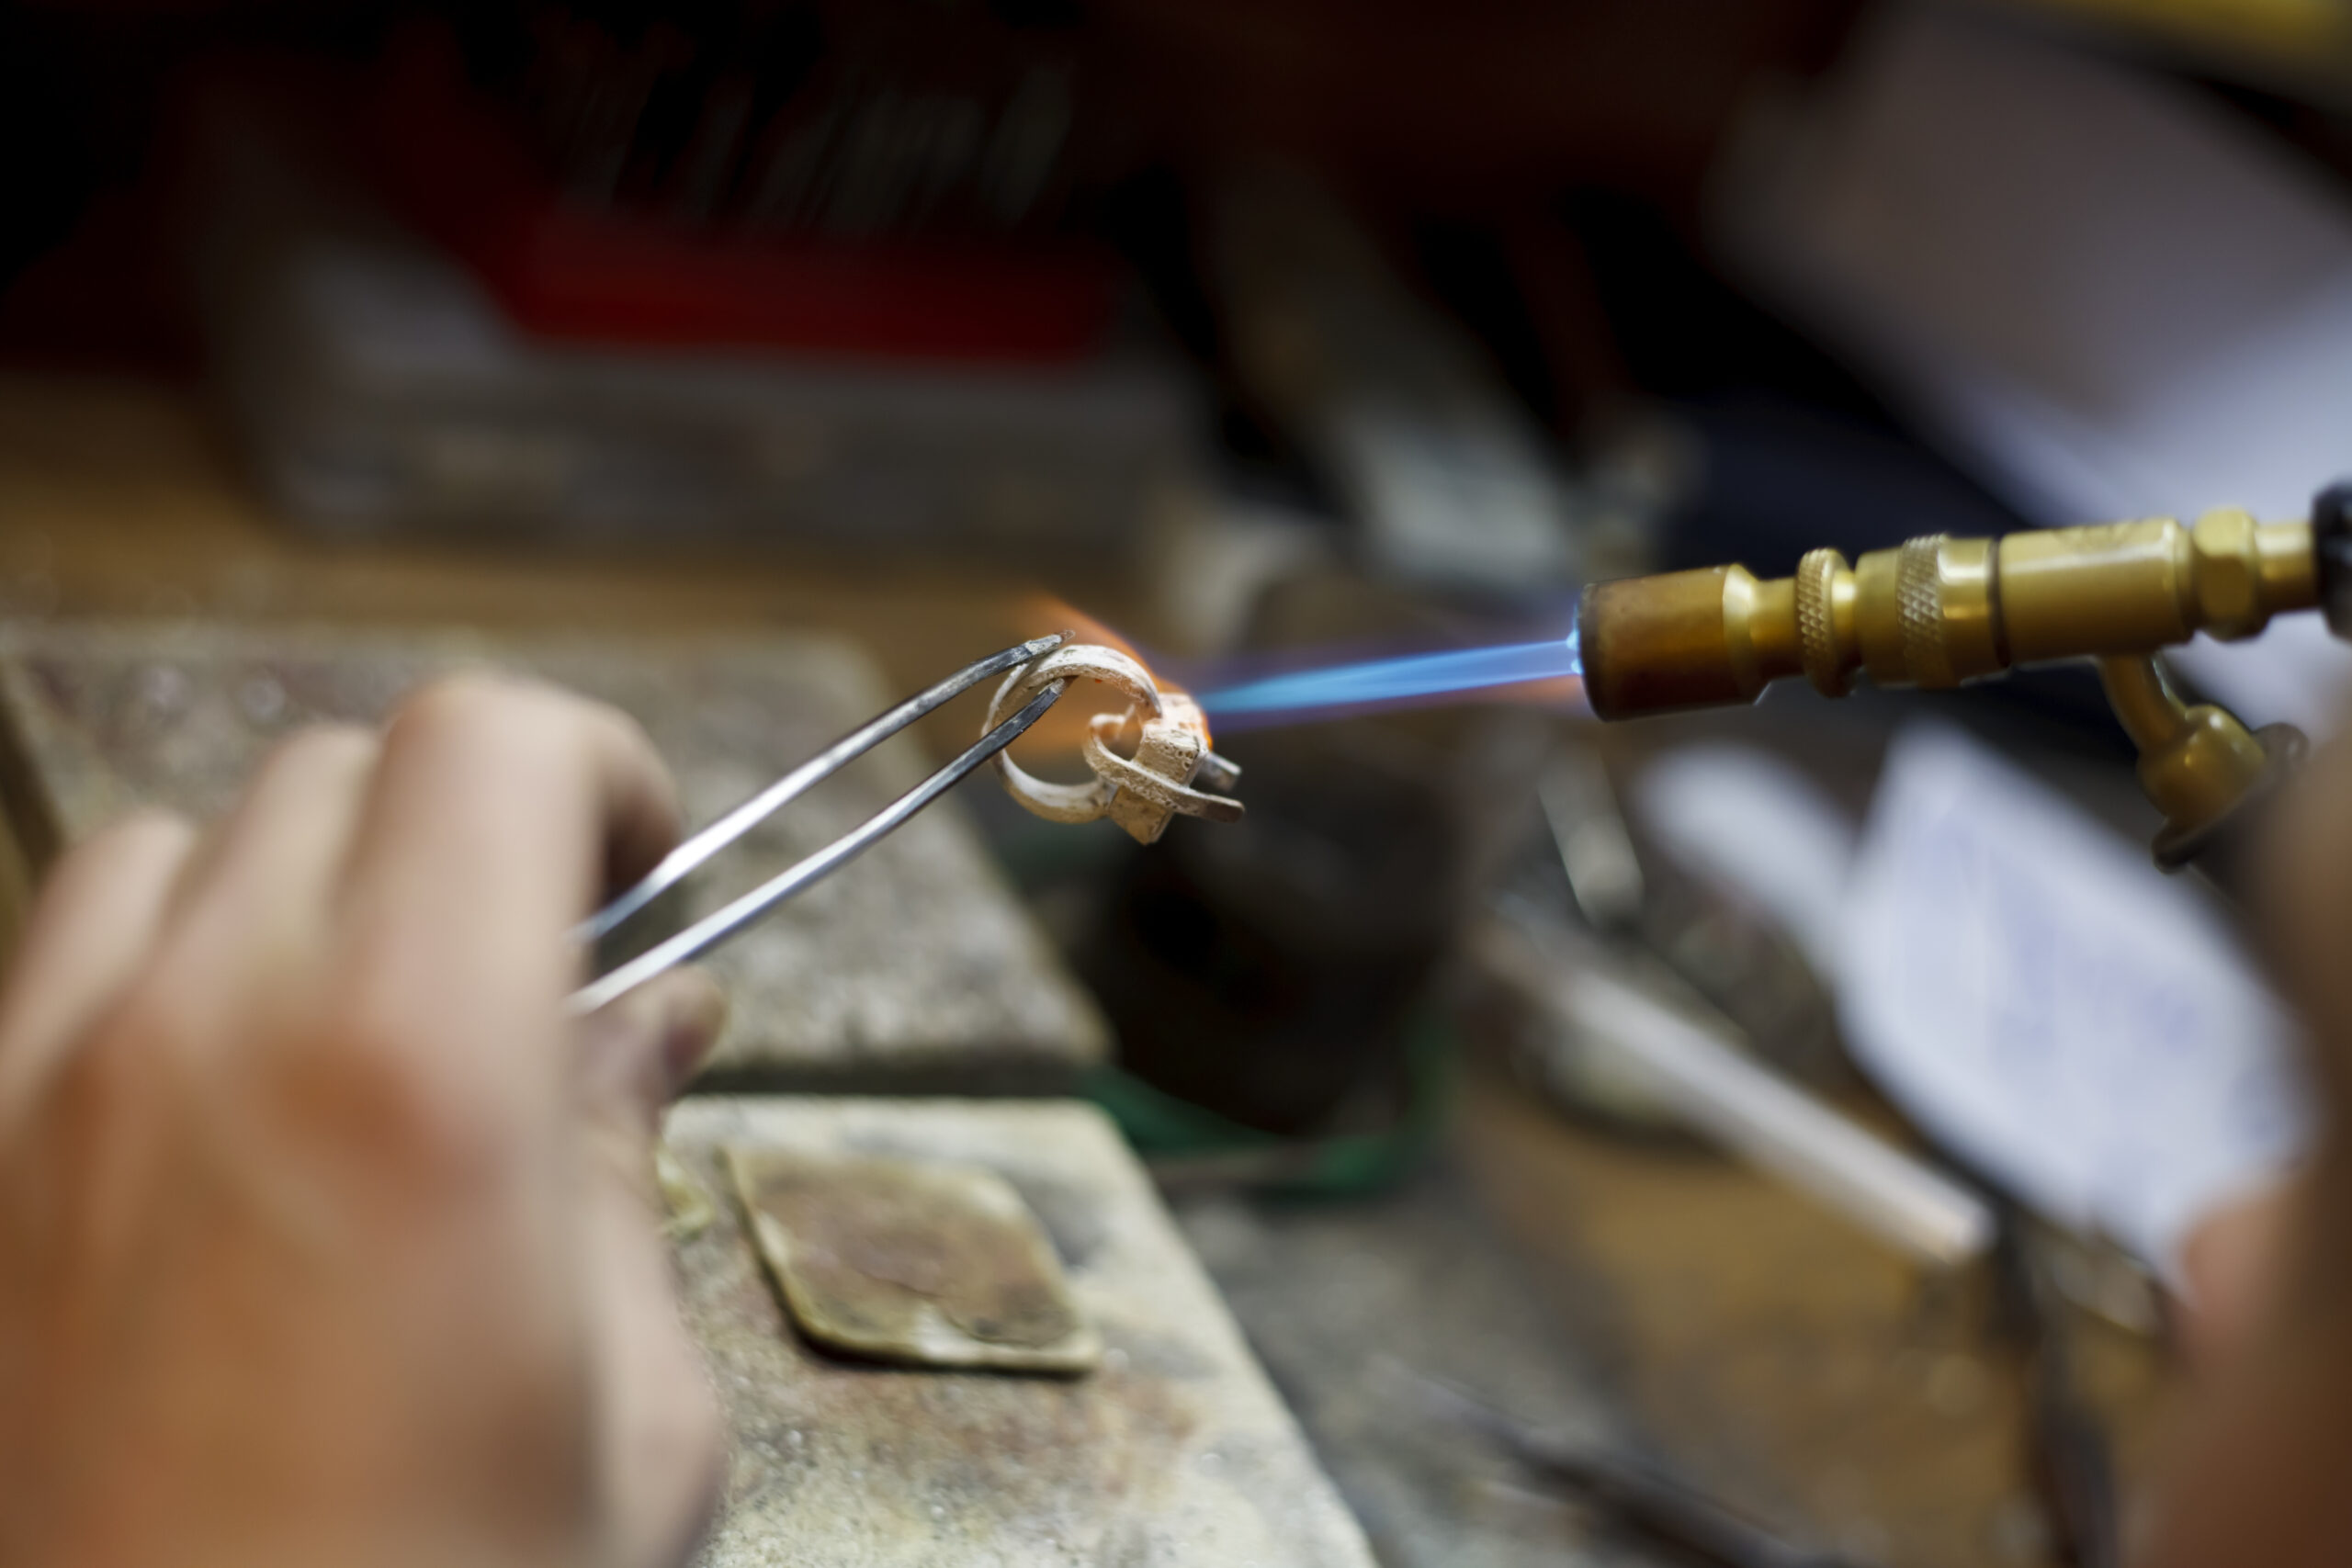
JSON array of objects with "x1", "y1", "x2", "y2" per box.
[
  {"x1": 1896, "y1": 535, "x2": 1956, "y2": 687},
  {"x1": 1794, "y1": 547, "x2": 1849, "y2": 696}
]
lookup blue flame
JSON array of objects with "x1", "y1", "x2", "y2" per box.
[{"x1": 1197, "y1": 630, "x2": 1582, "y2": 725}]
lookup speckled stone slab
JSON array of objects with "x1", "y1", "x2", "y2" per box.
[
  {"x1": 663, "y1": 1098, "x2": 1376, "y2": 1568},
  {"x1": 0, "y1": 620, "x2": 1108, "y2": 1092}
]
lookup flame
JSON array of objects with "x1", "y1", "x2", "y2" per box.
[
  {"x1": 1188, "y1": 621, "x2": 1584, "y2": 730},
  {"x1": 1486, "y1": 673, "x2": 1585, "y2": 708},
  {"x1": 1008, "y1": 592, "x2": 1587, "y2": 742},
  {"x1": 1021, "y1": 593, "x2": 1148, "y2": 669}
]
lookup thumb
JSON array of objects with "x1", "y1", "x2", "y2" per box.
[
  {"x1": 571, "y1": 967, "x2": 729, "y2": 1568},
  {"x1": 575, "y1": 966, "x2": 729, "y2": 1144}
]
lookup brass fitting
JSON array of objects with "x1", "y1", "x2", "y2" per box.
[
  {"x1": 1577, "y1": 507, "x2": 2327, "y2": 870},
  {"x1": 1579, "y1": 511, "x2": 2319, "y2": 717},
  {"x1": 2095, "y1": 653, "x2": 2302, "y2": 868}
]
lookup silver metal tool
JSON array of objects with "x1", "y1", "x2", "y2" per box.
[
  {"x1": 570, "y1": 633, "x2": 1069, "y2": 1014},
  {"x1": 1393, "y1": 1365, "x2": 1876, "y2": 1568},
  {"x1": 1474, "y1": 901, "x2": 1996, "y2": 1269}
]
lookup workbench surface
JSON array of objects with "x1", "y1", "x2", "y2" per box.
[
  {"x1": 0, "y1": 374, "x2": 2177, "y2": 1568},
  {"x1": 665, "y1": 1098, "x2": 1375, "y2": 1568},
  {"x1": 0, "y1": 618, "x2": 1110, "y2": 1092}
]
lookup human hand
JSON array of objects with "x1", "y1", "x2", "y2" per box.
[
  {"x1": 0, "y1": 677, "x2": 727, "y2": 1568},
  {"x1": 2135, "y1": 721, "x2": 2352, "y2": 1567}
]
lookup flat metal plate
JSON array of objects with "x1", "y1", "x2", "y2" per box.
[
  {"x1": 665, "y1": 1097, "x2": 1376, "y2": 1568},
  {"x1": 0, "y1": 620, "x2": 1108, "y2": 1093},
  {"x1": 729, "y1": 1145, "x2": 1099, "y2": 1373}
]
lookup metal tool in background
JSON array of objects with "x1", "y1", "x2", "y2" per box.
[
  {"x1": 1577, "y1": 484, "x2": 2352, "y2": 876},
  {"x1": 1474, "y1": 900, "x2": 1996, "y2": 1270},
  {"x1": 1538, "y1": 743, "x2": 1646, "y2": 933},
  {"x1": 1485, "y1": 735, "x2": 1994, "y2": 1266},
  {"x1": 1542, "y1": 741, "x2": 1845, "y2": 1088},
  {"x1": 1470, "y1": 890, "x2": 2127, "y2": 1565},
  {"x1": 1511, "y1": 739, "x2": 2143, "y2": 1563},
  {"x1": 1389, "y1": 1364, "x2": 1879, "y2": 1568},
  {"x1": 571, "y1": 633, "x2": 1072, "y2": 1013},
  {"x1": 1994, "y1": 1215, "x2": 2122, "y2": 1568}
]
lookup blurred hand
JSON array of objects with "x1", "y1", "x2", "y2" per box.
[
  {"x1": 2137, "y1": 718, "x2": 2352, "y2": 1567},
  {"x1": 0, "y1": 678, "x2": 727, "y2": 1568}
]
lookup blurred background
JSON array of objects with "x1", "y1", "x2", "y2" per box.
[{"x1": 4, "y1": 0, "x2": 2351, "y2": 1563}]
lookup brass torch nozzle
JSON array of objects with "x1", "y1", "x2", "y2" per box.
[
  {"x1": 1577, "y1": 511, "x2": 2322, "y2": 720},
  {"x1": 1578, "y1": 500, "x2": 2352, "y2": 874}
]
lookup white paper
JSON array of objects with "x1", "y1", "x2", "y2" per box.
[
  {"x1": 1633, "y1": 742, "x2": 1858, "y2": 975},
  {"x1": 1838, "y1": 725, "x2": 2313, "y2": 1273}
]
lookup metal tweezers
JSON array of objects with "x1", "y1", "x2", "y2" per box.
[{"x1": 568, "y1": 632, "x2": 1069, "y2": 1014}]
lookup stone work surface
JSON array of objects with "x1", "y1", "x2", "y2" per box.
[
  {"x1": 666, "y1": 1097, "x2": 1377, "y2": 1568},
  {"x1": 0, "y1": 620, "x2": 1108, "y2": 1092}
]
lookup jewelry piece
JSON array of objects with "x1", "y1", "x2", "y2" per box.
[{"x1": 987, "y1": 641, "x2": 1244, "y2": 844}]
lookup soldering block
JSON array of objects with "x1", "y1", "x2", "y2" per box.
[
  {"x1": 0, "y1": 621, "x2": 1109, "y2": 1093},
  {"x1": 664, "y1": 1097, "x2": 1376, "y2": 1568}
]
